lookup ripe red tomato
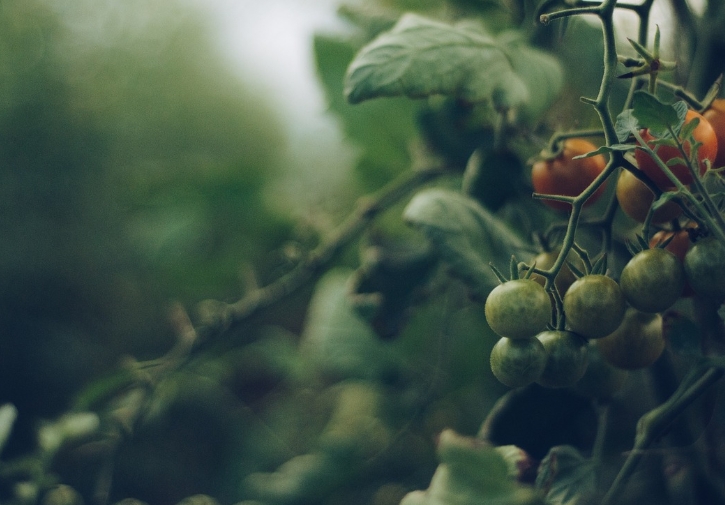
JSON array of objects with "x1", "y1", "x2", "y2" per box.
[
  {"x1": 634, "y1": 110, "x2": 717, "y2": 189},
  {"x1": 531, "y1": 138, "x2": 607, "y2": 212},
  {"x1": 703, "y1": 99, "x2": 725, "y2": 169}
]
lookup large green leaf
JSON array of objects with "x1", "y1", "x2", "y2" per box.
[
  {"x1": 631, "y1": 92, "x2": 687, "y2": 137},
  {"x1": 497, "y1": 31, "x2": 563, "y2": 124},
  {"x1": 403, "y1": 189, "x2": 531, "y2": 298},
  {"x1": 344, "y1": 14, "x2": 529, "y2": 109},
  {"x1": 314, "y1": 34, "x2": 419, "y2": 188}
]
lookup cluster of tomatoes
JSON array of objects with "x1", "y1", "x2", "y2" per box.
[{"x1": 484, "y1": 101, "x2": 725, "y2": 390}]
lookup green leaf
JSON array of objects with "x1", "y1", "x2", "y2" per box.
[
  {"x1": 400, "y1": 430, "x2": 543, "y2": 505},
  {"x1": 497, "y1": 30, "x2": 563, "y2": 123},
  {"x1": 299, "y1": 269, "x2": 399, "y2": 381},
  {"x1": 314, "y1": 35, "x2": 419, "y2": 189},
  {"x1": 665, "y1": 157, "x2": 687, "y2": 167},
  {"x1": 403, "y1": 189, "x2": 531, "y2": 298},
  {"x1": 652, "y1": 137, "x2": 678, "y2": 148},
  {"x1": 631, "y1": 92, "x2": 685, "y2": 136},
  {"x1": 572, "y1": 144, "x2": 633, "y2": 159},
  {"x1": 344, "y1": 14, "x2": 529, "y2": 108},
  {"x1": 615, "y1": 109, "x2": 639, "y2": 142},
  {"x1": 535, "y1": 445, "x2": 596, "y2": 505},
  {"x1": 680, "y1": 114, "x2": 700, "y2": 141}
]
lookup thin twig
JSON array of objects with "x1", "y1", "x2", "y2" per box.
[{"x1": 194, "y1": 165, "x2": 451, "y2": 340}]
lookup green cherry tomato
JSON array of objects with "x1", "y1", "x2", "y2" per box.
[
  {"x1": 490, "y1": 337, "x2": 547, "y2": 388},
  {"x1": 563, "y1": 275, "x2": 626, "y2": 339},
  {"x1": 595, "y1": 309, "x2": 665, "y2": 370},
  {"x1": 536, "y1": 331, "x2": 589, "y2": 388},
  {"x1": 684, "y1": 237, "x2": 725, "y2": 300},
  {"x1": 484, "y1": 279, "x2": 551, "y2": 339},
  {"x1": 620, "y1": 248, "x2": 685, "y2": 313}
]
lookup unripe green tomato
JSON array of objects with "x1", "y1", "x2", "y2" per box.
[
  {"x1": 684, "y1": 237, "x2": 725, "y2": 300},
  {"x1": 536, "y1": 331, "x2": 589, "y2": 388},
  {"x1": 563, "y1": 275, "x2": 626, "y2": 339},
  {"x1": 620, "y1": 248, "x2": 685, "y2": 313},
  {"x1": 484, "y1": 279, "x2": 551, "y2": 339},
  {"x1": 490, "y1": 337, "x2": 547, "y2": 388},
  {"x1": 595, "y1": 309, "x2": 665, "y2": 370}
]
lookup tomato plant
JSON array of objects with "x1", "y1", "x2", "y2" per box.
[
  {"x1": 10, "y1": 1, "x2": 725, "y2": 505},
  {"x1": 684, "y1": 236, "x2": 725, "y2": 300},
  {"x1": 531, "y1": 138, "x2": 607, "y2": 212},
  {"x1": 484, "y1": 279, "x2": 551, "y2": 339},
  {"x1": 563, "y1": 275, "x2": 626, "y2": 339},
  {"x1": 490, "y1": 337, "x2": 548, "y2": 388},
  {"x1": 634, "y1": 109, "x2": 718, "y2": 189},
  {"x1": 619, "y1": 248, "x2": 685, "y2": 313},
  {"x1": 616, "y1": 169, "x2": 682, "y2": 224}
]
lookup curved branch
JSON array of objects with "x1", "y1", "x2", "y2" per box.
[{"x1": 194, "y1": 165, "x2": 452, "y2": 340}]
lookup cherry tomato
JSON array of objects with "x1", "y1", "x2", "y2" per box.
[
  {"x1": 619, "y1": 248, "x2": 685, "y2": 313},
  {"x1": 563, "y1": 275, "x2": 625, "y2": 339},
  {"x1": 595, "y1": 309, "x2": 665, "y2": 370},
  {"x1": 536, "y1": 331, "x2": 589, "y2": 388},
  {"x1": 484, "y1": 279, "x2": 551, "y2": 339},
  {"x1": 634, "y1": 109, "x2": 717, "y2": 189},
  {"x1": 684, "y1": 236, "x2": 725, "y2": 300},
  {"x1": 616, "y1": 169, "x2": 682, "y2": 224},
  {"x1": 490, "y1": 337, "x2": 547, "y2": 388},
  {"x1": 531, "y1": 138, "x2": 607, "y2": 212},
  {"x1": 703, "y1": 98, "x2": 725, "y2": 169}
]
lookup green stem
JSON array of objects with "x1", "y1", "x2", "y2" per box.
[
  {"x1": 601, "y1": 366, "x2": 724, "y2": 505},
  {"x1": 194, "y1": 165, "x2": 451, "y2": 338},
  {"x1": 665, "y1": 126, "x2": 725, "y2": 241}
]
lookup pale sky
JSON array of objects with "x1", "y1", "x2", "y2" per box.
[{"x1": 190, "y1": 0, "x2": 360, "y2": 214}]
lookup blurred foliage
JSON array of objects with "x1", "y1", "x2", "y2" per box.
[{"x1": 0, "y1": 0, "x2": 291, "y2": 473}]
